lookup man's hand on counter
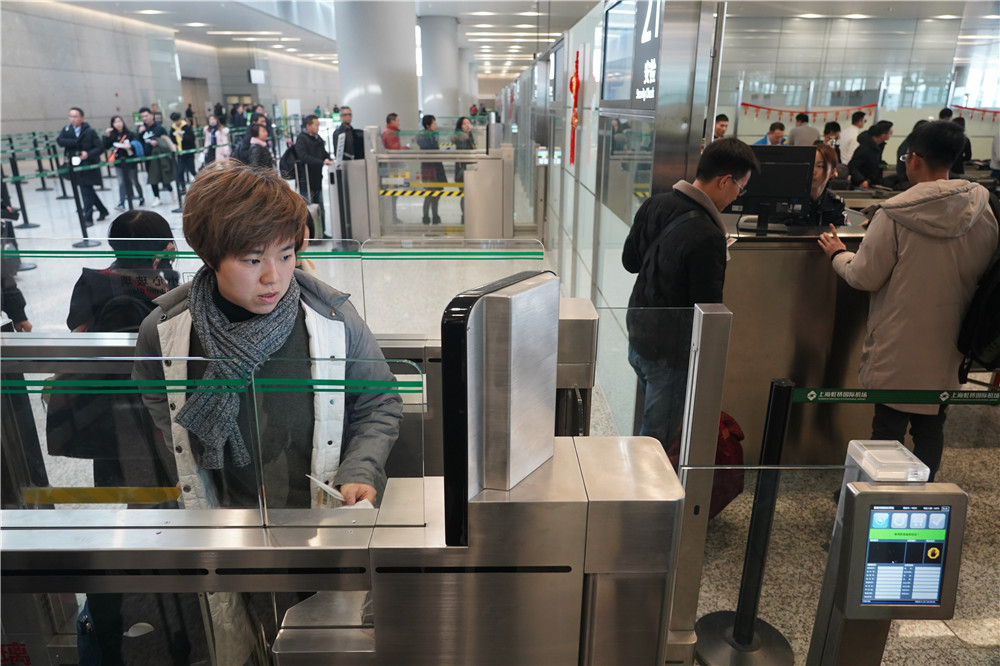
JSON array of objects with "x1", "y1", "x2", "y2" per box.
[
  {"x1": 340, "y1": 482, "x2": 377, "y2": 505},
  {"x1": 817, "y1": 224, "x2": 847, "y2": 258}
]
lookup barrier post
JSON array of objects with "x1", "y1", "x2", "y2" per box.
[
  {"x1": 51, "y1": 142, "x2": 72, "y2": 200},
  {"x1": 171, "y1": 149, "x2": 187, "y2": 214},
  {"x1": 7, "y1": 154, "x2": 39, "y2": 230},
  {"x1": 694, "y1": 378, "x2": 795, "y2": 666},
  {"x1": 32, "y1": 133, "x2": 52, "y2": 191},
  {"x1": 67, "y1": 161, "x2": 100, "y2": 248}
]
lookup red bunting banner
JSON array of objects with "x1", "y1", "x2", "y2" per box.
[
  {"x1": 953, "y1": 104, "x2": 1000, "y2": 123},
  {"x1": 740, "y1": 103, "x2": 877, "y2": 123}
]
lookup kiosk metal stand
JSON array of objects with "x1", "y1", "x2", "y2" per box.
[{"x1": 807, "y1": 440, "x2": 968, "y2": 665}]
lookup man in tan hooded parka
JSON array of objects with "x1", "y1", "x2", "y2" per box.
[{"x1": 818, "y1": 120, "x2": 998, "y2": 481}]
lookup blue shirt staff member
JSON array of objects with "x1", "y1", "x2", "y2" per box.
[
  {"x1": 753, "y1": 122, "x2": 786, "y2": 146},
  {"x1": 622, "y1": 138, "x2": 760, "y2": 451}
]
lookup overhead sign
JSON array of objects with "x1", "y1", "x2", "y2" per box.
[{"x1": 631, "y1": 0, "x2": 662, "y2": 110}]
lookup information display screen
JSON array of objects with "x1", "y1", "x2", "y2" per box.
[{"x1": 862, "y1": 504, "x2": 950, "y2": 605}]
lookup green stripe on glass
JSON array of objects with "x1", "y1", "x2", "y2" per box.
[{"x1": 793, "y1": 388, "x2": 1000, "y2": 405}]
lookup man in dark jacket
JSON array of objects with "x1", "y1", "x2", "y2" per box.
[
  {"x1": 57, "y1": 107, "x2": 109, "y2": 225},
  {"x1": 622, "y1": 138, "x2": 759, "y2": 451},
  {"x1": 331, "y1": 106, "x2": 356, "y2": 161},
  {"x1": 294, "y1": 115, "x2": 333, "y2": 236},
  {"x1": 138, "y1": 106, "x2": 174, "y2": 205},
  {"x1": 848, "y1": 120, "x2": 893, "y2": 189}
]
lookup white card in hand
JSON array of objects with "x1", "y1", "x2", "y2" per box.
[{"x1": 306, "y1": 474, "x2": 344, "y2": 501}]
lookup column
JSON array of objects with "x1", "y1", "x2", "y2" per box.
[
  {"x1": 334, "y1": 1, "x2": 419, "y2": 130},
  {"x1": 458, "y1": 48, "x2": 475, "y2": 114},
  {"x1": 417, "y1": 16, "x2": 460, "y2": 118}
]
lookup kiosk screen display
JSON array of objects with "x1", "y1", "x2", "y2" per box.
[{"x1": 862, "y1": 504, "x2": 950, "y2": 605}]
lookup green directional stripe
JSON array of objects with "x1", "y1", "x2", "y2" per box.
[
  {"x1": 1, "y1": 377, "x2": 247, "y2": 395},
  {"x1": 793, "y1": 388, "x2": 1000, "y2": 405},
  {"x1": 298, "y1": 251, "x2": 363, "y2": 258},
  {"x1": 253, "y1": 377, "x2": 423, "y2": 393},
  {"x1": 362, "y1": 250, "x2": 544, "y2": 261},
  {"x1": 0, "y1": 249, "x2": 200, "y2": 260},
  {"x1": 2, "y1": 168, "x2": 70, "y2": 183}
]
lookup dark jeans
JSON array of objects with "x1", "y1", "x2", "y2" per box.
[
  {"x1": 872, "y1": 404, "x2": 948, "y2": 481},
  {"x1": 422, "y1": 189, "x2": 441, "y2": 222},
  {"x1": 115, "y1": 163, "x2": 141, "y2": 206},
  {"x1": 628, "y1": 344, "x2": 689, "y2": 452},
  {"x1": 79, "y1": 183, "x2": 107, "y2": 221},
  {"x1": 176, "y1": 153, "x2": 197, "y2": 185}
]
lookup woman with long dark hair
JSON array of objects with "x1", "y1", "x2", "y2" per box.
[
  {"x1": 103, "y1": 115, "x2": 144, "y2": 210},
  {"x1": 453, "y1": 116, "x2": 475, "y2": 225},
  {"x1": 416, "y1": 114, "x2": 446, "y2": 224}
]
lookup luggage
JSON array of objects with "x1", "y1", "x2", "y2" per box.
[{"x1": 666, "y1": 411, "x2": 745, "y2": 519}]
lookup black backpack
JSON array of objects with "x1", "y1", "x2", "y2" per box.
[
  {"x1": 278, "y1": 141, "x2": 300, "y2": 180},
  {"x1": 957, "y1": 190, "x2": 1000, "y2": 383}
]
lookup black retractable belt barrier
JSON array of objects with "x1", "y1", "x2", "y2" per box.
[
  {"x1": 33, "y1": 134, "x2": 52, "y2": 191},
  {"x1": 67, "y1": 161, "x2": 100, "y2": 248},
  {"x1": 51, "y1": 142, "x2": 73, "y2": 200},
  {"x1": 6, "y1": 154, "x2": 38, "y2": 230},
  {"x1": 694, "y1": 378, "x2": 795, "y2": 666}
]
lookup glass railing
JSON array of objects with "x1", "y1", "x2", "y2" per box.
[
  {"x1": 1, "y1": 354, "x2": 424, "y2": 526},
  {"x1": 1, "y1": 355, "x2": 246, "y2": 511},
  {"x1": 250, "y1": 357, "x2": 424, "y2": 526},
  {"x1": 373, "y1": 128, "x2": 487, "y2": 155},
  {"x1": 0, "y1": 238, "x2": 364, "y2": 333},
  {"x1": 590, "y1": 307, "x2": 694, "y2": 448},
  {"x1": 358, "y1": 238, "x2": 546, "y2": 338}
]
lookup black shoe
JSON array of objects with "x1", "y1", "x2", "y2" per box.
[
  {"x1": 322, "y1": 234, "x2": 332, "y2": 240},
  {"x1": 422, "y1": 217, "x2": 431, "y2": 225},
  {"x1": 85, "y1": 219, "x2": 94, "y2": 228},
  {"x1": 432, "y1": 216, "x2": 442, "y2": 225},
  {"x1": 138, "y1": 199, "x2": 146, "y2": 207},
  {"x1": 97, "y1": 214, "x2": 108, "y2": 221}
]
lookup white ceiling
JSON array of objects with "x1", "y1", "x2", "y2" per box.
[
  {"x1": 60, "y1": 1, "x2": 1000, "y2": 83},
  {"x1": 69, "y1": 0, "x2": 596, "y2": 79}
]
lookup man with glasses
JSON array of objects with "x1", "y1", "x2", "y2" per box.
[
  {"x1": 332, "y1": 106, "x2": 356, "y2": 161},
  {"x1": 818, "y1": 120, "x2": 998, "y2": 481},
  {"x1": 622, "y1": 138, "x2": 759, "y2": 452}
]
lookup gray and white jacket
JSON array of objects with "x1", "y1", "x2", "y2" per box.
[{"x1": 133, "y1": 270, "x2": 403, "y2": 509}]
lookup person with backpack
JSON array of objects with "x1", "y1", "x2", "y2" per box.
[
  {"x1": 818, "y1": 120, "x2": 999, "y2": 480},
  {"x1": 623, "y1": 138, "x2": 759, "y2": 451},
  {"x1": 66, "y1": 210, "x2": 178, "y2": 333}
]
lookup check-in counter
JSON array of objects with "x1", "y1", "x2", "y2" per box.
[{"x1": 722, "y1": 215, "x2": 870, "y2": 464}]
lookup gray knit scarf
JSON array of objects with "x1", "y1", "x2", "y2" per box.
[{"x1": 174, "y1": 265, "x2": 301, "y2": 469}]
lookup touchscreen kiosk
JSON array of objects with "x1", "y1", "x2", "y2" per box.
[{"x1": 838, "y1": 483, "x2": 967, "y2": 620}]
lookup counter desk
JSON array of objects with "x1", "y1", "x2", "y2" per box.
[{"x1": 722, "y1": 212, "x2": 870, "y2": 464}]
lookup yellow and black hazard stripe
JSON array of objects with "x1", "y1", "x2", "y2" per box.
[
  {"x1": 634, "y1": 190, "x2": 651, "y2": 198},
  {"x1": 380, "y1": 189, "x2": 464, "y2": 197}
]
